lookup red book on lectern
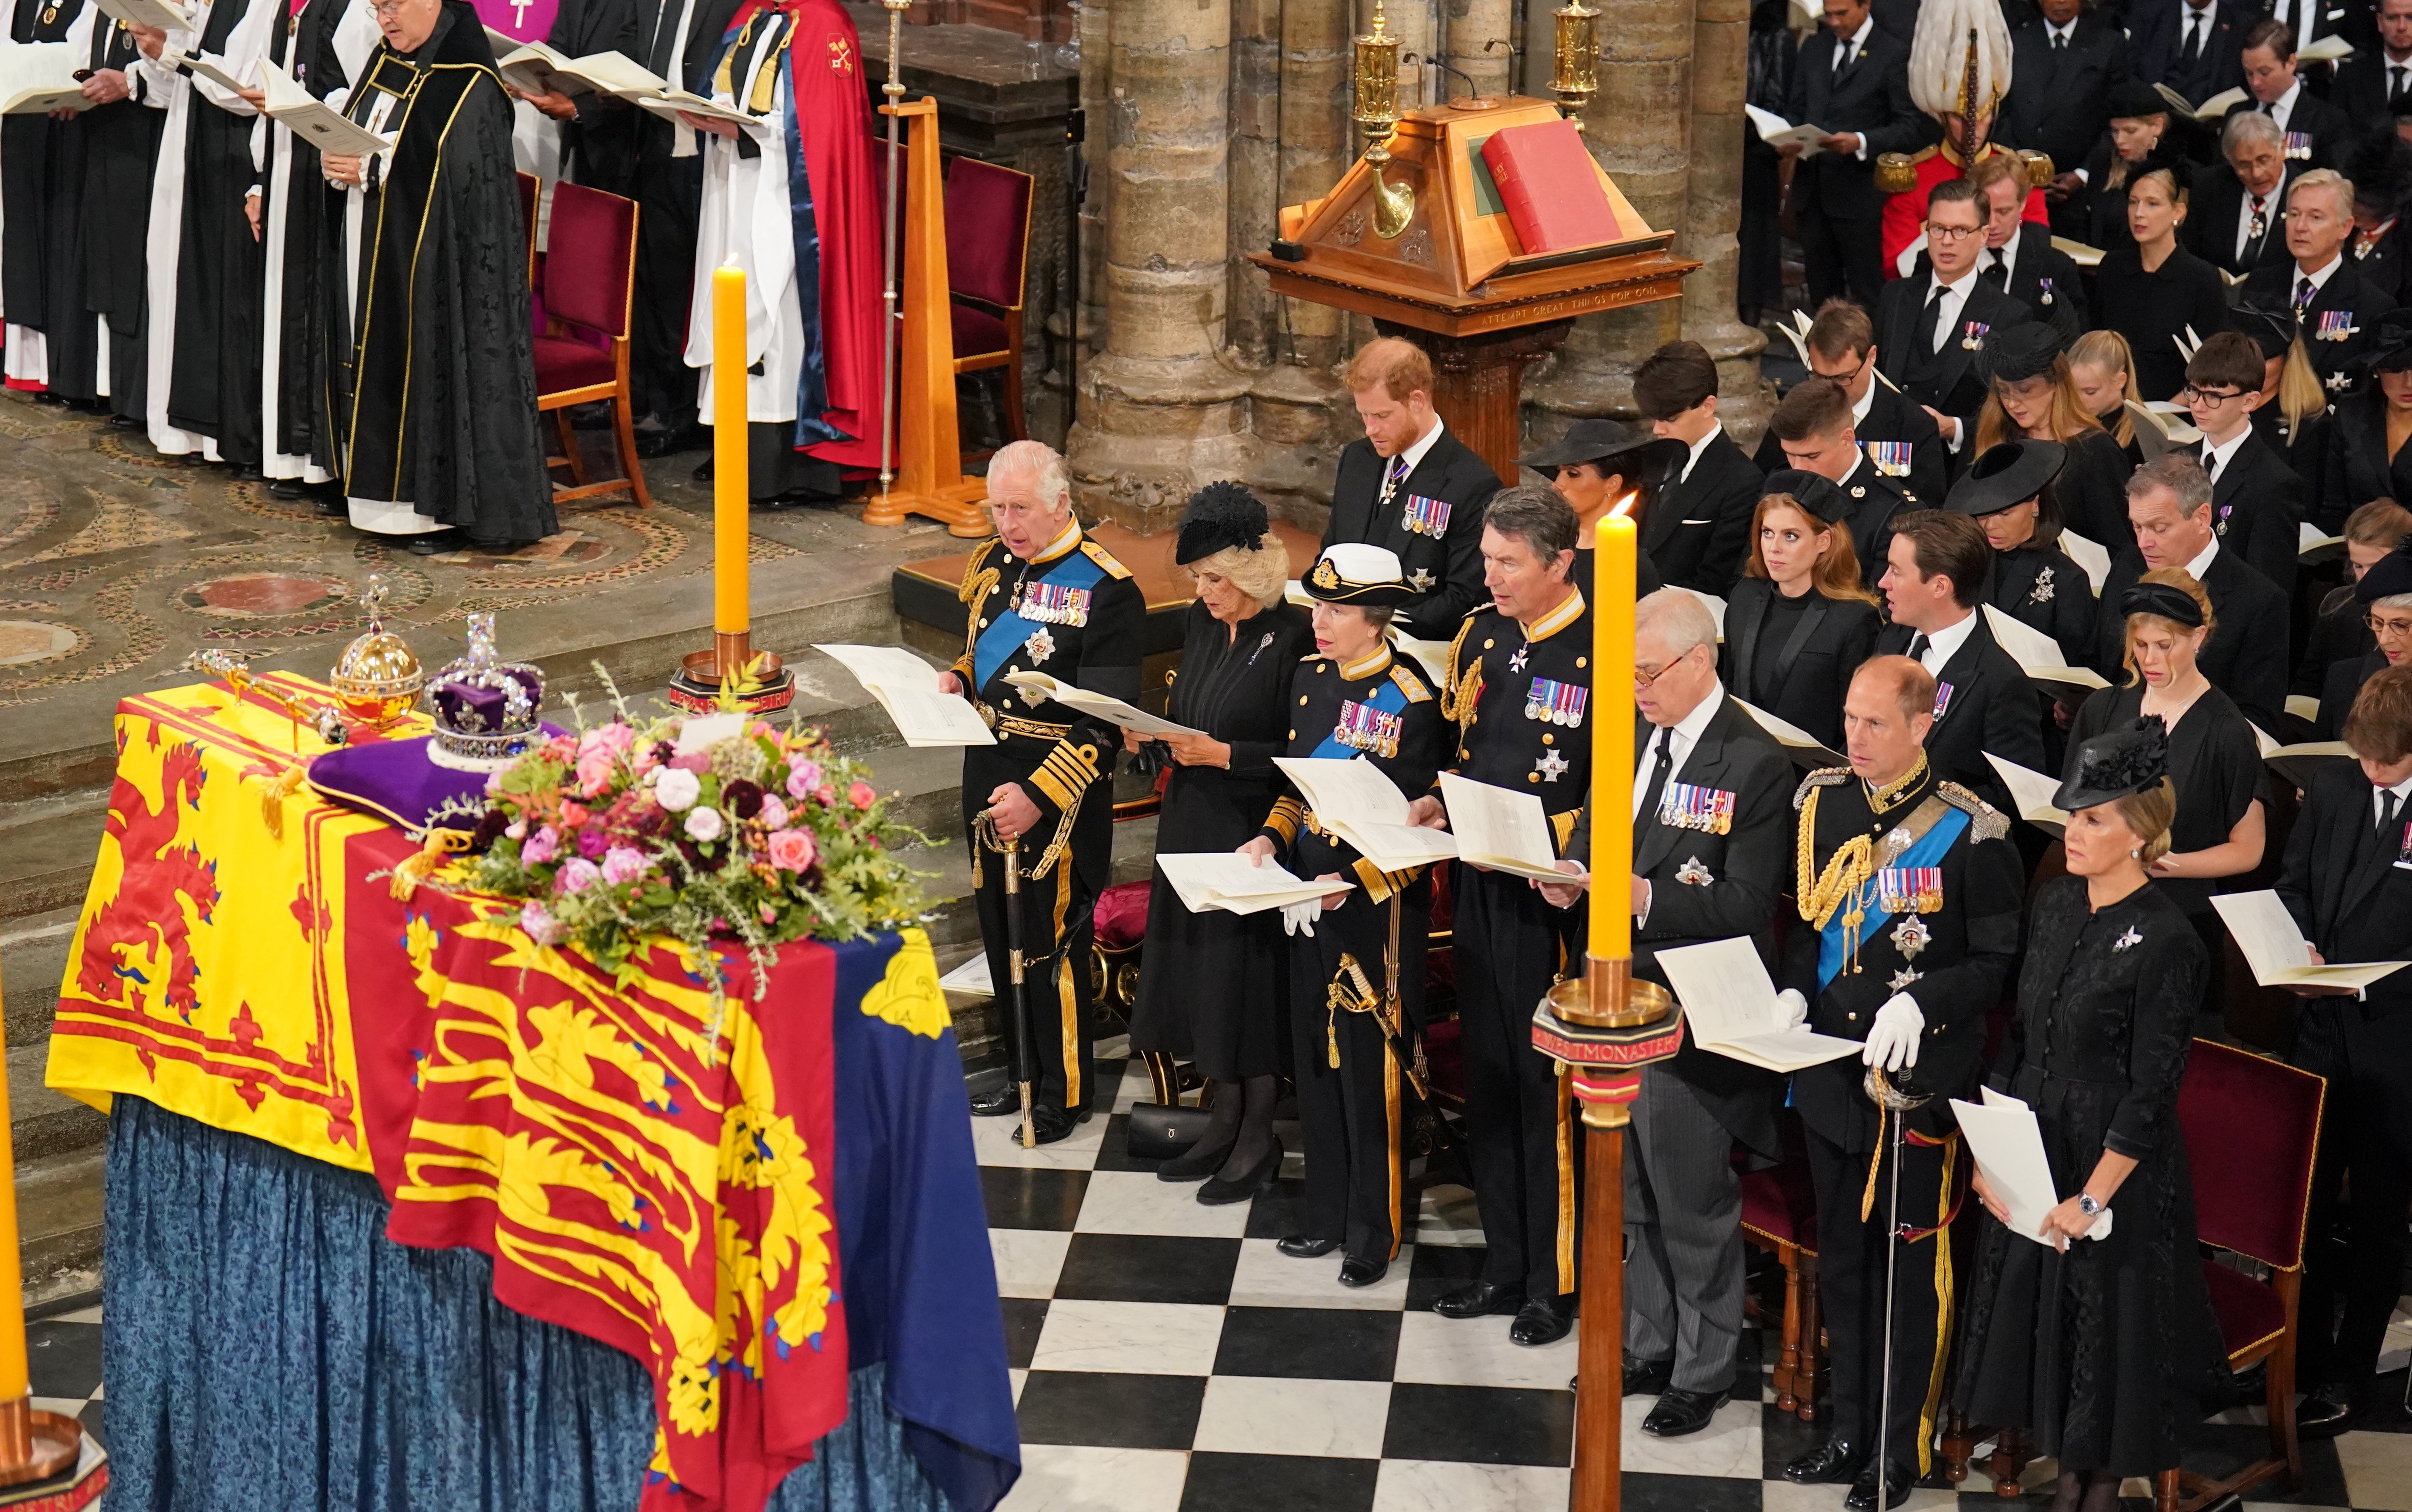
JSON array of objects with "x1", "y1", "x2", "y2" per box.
[{"x1": 1480, "y1": 119, "x2": 1623, "y2": 254}]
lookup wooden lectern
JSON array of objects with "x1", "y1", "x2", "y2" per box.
[
  {"x1": 1247, "y1": 96, "x2": 1698, "y2": 483},
  {"x1": 864, "y1": 96, "x2": 993, "y2": 538}
]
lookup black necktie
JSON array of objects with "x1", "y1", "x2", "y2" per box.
[
  {"x1": 2295, "y1": 275, "x2": 2317, "y2": 318},
  {"x1": 1638, "y1": 725, "x2": 1675, "y2": 828},
  {"x1": 1913, "y1": 284, "x2": 1948, "y2": 357},
  {"x1": 2392, "y1": 65, "x2": 2408, "y2": 110},
  {"x1": 645, "y1": 0, "x2": 684, "y2": 79},
  {"x1": 1905, "y1": 631, "x2": 1931, "y2": 663},
  {"x1": 2052, "y1": 30, "x2": 2067, "y2": 50},
  {"x1": 1836, "y1": 38, "x2": 1855, "y2": 73},
  {"x1": 1981, "y1": 257, "x2": 2008, "y2": 288},
  {"x1": 2381, "y1": 788, "x2": 2402, "y2": 850},
  {"x1": 2185, "y1": 12, "x2": 2205, "y2": 61}
]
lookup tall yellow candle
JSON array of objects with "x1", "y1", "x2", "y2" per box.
[
  {"x1": 0, "y1": 962, "x2": 27, "y2": 1402},
  {"x1": 712, "y1": 266, "x2": 748, "y2": 639},
  {"x1": 1588, "y1": 511, "x2": 1638, "y2": 959}
]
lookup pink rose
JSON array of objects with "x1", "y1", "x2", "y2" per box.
[
  {"x1": 815, "y1": 785, "x2": 836, "y2": 807},
  {"x1": 484, "y1": 770, "x2": 506, "y2": 797},
  {"x1": 519, "y1": 901, "x2": 562, "y2": 946},
  {"x1": 758, "y1": 794, "x2": 789, "y2": 830},
  {"x1": 506, "y1": 819, "x2": 527, "y2": 840},
  {"x1": 576, "y1": 826, "x2": 608, "y2": 859},
  {"x1": 785, "y1": 761, "x2": 824, "y2": 801},
  {"x1": 557, "y1": 857, "x2": 601, "y2": 894},
  {"x1": 600, "y1": 845, "x2": 647, "y2": 885},
  {"x1": 847, "y1": 781, "x2": 876, "y2": 812},
  {"x1": 521, "y1": 825, "x2": 560, "y2": 866},
  {"x1": 559, "y1": 801, "x2": 591, "y2": 830},
  {"x1": 574, "y1": 748, "x2": 616, "y2": 798},
  {"x1": 766, "y1": 827, "x2": 817, "y2": 872},
  {"x1": 632, "y1": 742, "x2": 663, "y2": 775}
]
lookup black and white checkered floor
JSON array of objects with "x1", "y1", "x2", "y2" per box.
[
  {"x1": 22, "y1": 1292, "x2": 104, "y2": 1453},
  {"x1": 980, "y1": 1042, "x2": 2412, "y2": 1512}
]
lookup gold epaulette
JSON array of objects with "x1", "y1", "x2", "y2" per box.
[
  {"x1": 2015, "y1": 147, "x2": 2055, "y2": 187},
  {"x1": 1793, "y1": 766, "x2": 1850, "y2": 811},
  {"x1": 1079, "y1": 539, "x2": 1134, "y2": 579},
  {"x1": 1875, "y1": 149, "x2": 1927, "y2": 196},
  {"x1": 1388, "y1": 663, "x2": 1432, "y2": 703},
  {"x1": 1937, "y1": 781, "x2": 2011, "y2": 843}
]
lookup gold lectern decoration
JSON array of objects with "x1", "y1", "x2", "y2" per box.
[
  {"x1": 1351, "y1": 0, "x2": 1415, "y2": 238},
  {"x1": 1549, "y1": 0, "x2": 1599, "y2": 126}
]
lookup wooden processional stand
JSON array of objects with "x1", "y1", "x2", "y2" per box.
[{"x1": 862, "y1": 96, "x2": 994, "y2": 538}]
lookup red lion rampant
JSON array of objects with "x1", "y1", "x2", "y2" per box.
[{"x1": 75, "y1": 740, "x2": 220, "y2": 1021}]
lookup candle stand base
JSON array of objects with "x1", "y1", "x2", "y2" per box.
[
  {"x1": 0, "y1": 1398, "x2": 92, "y2": 1504},
  {"x1": 668, "y1": 638, "x2": 796, "y2": 716}
]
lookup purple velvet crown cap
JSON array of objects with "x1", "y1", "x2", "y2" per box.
[
  {"x1": 307, "y1": 726, "x2": 568, "y2": 832},
  {"x1": 431, "y1": 671, "x2": 543, "y2": 735}
]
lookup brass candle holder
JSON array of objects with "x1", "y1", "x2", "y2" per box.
[
  {"x1": 1350, "y1": 0, "x2": 1416, "y2": 237},
  {"x1": 1549, "y1": 0, "x2": 1599, "y2": 127}
]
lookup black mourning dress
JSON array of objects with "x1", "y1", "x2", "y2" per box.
[
  {"x1": 2066, "y1": 683, "x2": 2265, "y2": 926},
  {"x1": 1719, "y1": 577, "x2": 1883, "y2": 751},
  {"x1": 2093, "y1": 244, "x2": 2230, "y2": 405},
  {"x1": 1990, "y1": 538, "x2": 2100, "y2": 672},
  {"x1": 1128, "y1": 599, "x2": 1315, "y2": 1079},
  {"x1": 2044, "y1": 429, "x2": 2138, "y2": 552},
  {"x1": 1954, "y1": 877, "x2": 2224, "y2": 1477}
]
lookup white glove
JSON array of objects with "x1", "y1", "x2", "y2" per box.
[
  {"x1": 1280, "y1": 898, "x2": 1318, "y2": 938},
  {"x1": 1776, "y1": 988, "x2": 1809, "y2": 1031},
  {"x1": 1860, "y1": 992, "x2": 1924, "y2": 1072}
]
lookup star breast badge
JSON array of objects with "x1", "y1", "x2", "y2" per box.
[
  {"x1": 1889, "y1": 967, "x2": 1923, "y2": 990},
  {"x1": 1676, "y1": 856, "x2": 1713, "y2": 886},
  {"x1": 1535, "y1": 748, "x2": 1570, "y2": 783},
  {"x1": 1891, "y1": 914, "x2": 1931, "y2": 958},
  {"x1": 1024, "y1": 627, "x2": 1056, "y2": 663}
]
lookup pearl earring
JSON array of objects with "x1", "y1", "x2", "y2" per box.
[{"x1": 2129, "y1": 848, "x2": 2142, "y2": 859}]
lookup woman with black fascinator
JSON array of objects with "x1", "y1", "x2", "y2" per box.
[
  {"x1": 1126, "y1": 483, "x2": 1314, "y2": 1194},
  {"x1": 1953, "y1": 716, "x2": 2224, "y2": 1512}
]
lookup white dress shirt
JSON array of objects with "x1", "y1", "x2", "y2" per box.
[
  {"x1": 1393, "y1": 413, "x2": 1447, "y2": 478},
  {"x1": 2373, "y1": 770, "x2": 2412, "y2": 829},
  {"x1": 2236, "y1": 182, "x2": 2277, "y2": 262},
  {"x1": 1924, "y1": 270, "x2": 1977, "y2": 354},
  {"x1": 1678, "y1": 423, "x2": 1723, "y2": 483},
  {"x1": 2291, "y1": 252, "x2": 2344, "y2": 304},
  {"x1": 2200, "y1": 424, "x2": 2251, "y2": 483},
  {"x1": 1633, "y1": 683, "x2": 1728, "y2": 821},
  {"x1": 2261, "y1": 79, "x2": 2304, "y2": 133},
  {"x1": 2045, "y1": 16, "x2": 2078, "y2": 45},
  {"x1": 2184, "y1": 535, "x2": 2221, "y2": 580},
  {"x1": 1911, "y1": 608, "x2": 1978, "y2": 676},
  {"x1": 1836, "y1": 17, "x2": 1876, "y2": 159}
]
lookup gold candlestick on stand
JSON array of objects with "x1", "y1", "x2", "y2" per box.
[
  {"x1": 1350, "y1": 0, "x2": 1416, "y2": 237},
  {"x1": 1548, "y1": 0, "x2": 1599, "y2": 126}
]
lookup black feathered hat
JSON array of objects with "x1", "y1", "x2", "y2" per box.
[
  {"x1": 1517, "y1": 417, "x2": 1685, "y2": 475},
  {"x1": 1174, "y1": 481, "x2": 1270, "y2": 566},
  {"x1": 1972, "y1": 322, "x2": 2064, "y2": 388},
  {"x1": 2106, "y1": 81, "x2": 2172, "y2": 121},
  {"x1": 2054, "y1": 715, "x2": 2172, "y2": 810},
  {"x1": 2352, "y1": 306, "x2": 2412, "y2": 384}
]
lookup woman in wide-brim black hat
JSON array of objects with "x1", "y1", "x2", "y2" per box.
[
  {"x1": 1127, "y1": 483, "x2": 1314, "y2": 1187},
  {"x1": 1955, "y1": 714, "x2": 2226, "y2": 1512},
  {"x1": 1945, "y1": 434, "x2": 2100, "y2": 679},
  {"x1": 1967, "y1": 321, "x2": 2136, "y2": 552}
]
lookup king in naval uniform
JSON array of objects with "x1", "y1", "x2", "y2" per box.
[
  {"x1": 1244, "y1": 543, "x2": 1451, "y2": 1285},
  {"x1": 1778, "y1": 655, "x2": 2026, "y2": 1512},
  {"x1": 940, "y1": 442, "x2": 1146, "y2": 1144}
]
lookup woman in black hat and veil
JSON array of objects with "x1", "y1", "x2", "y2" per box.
[
  {"x1": 1967, "y1": 321, "x2": 2137, "y2": 550},
  {"x1": 1946, "y1": 438, "x2": 2101, "y2": 672},
  {"x1": 1128, "y1": 483, "x2": 1314, "y2": 1192},
  {"x1": 1517, "y1": 418, "x2": 1679, "y2": 600},
  {"x1": 1953, "y1": 716, "x2": 2225, "y2": 1512}
]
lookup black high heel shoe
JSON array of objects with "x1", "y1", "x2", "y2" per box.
[{"x1": 1195, "y1": 1138, "x2": 1282, "y2": 1205}]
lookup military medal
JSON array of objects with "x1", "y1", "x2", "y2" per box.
[
  {"x1": 2037, "y1": 277, "x2": 2055, "y2": 309},
  {"x1": 1890, "y1": 913, "x2": 1931, "y2": 957},
  {"x1": 1931, "y1": 681, "x2": 1954, "y2": 722},
  {"x1": 2028, "y1": 565, "x2": 2054, "y2": 604},
  {"x1": 1400, "y1": 493, "x2": 1453, "y2": 539},
  {"x1": 1524, "y1": 677, "x2": 1587, "y2": 727},
  {"x1": 2284, "y1": 129, "x2": 2314, "y2": 161},
  {"x1": 1509, "y1": 644, "x2": 1529, "y2": 674},
  {"x1": 1016, "y1": 580, "x2": 1092, "y2": 626},
  {"x1": 1959, "y1": 319, "x2": 1990, "y2": 352},
  {"x1": 1877, "y1": 866, "x2": 1942, "y2": 916},
  {"x1": 1534, "y1": 748, "x2": 1570, "y2": 783},
  {"x1": 1333, "y1": 698, "x2": 1404, "y2": 759},
  {"x1": 1889, "y1": 967, "x2": 1923, "y2": 991},
  {"x1": 1407, "y1": 568, "x2": 1435, "y2": 593},
  {"x1": 2114, "y1": 925, "x2": 2143, "y2": 952},
  {"x1": 1675, "y1": 856, "x2": 1713, "y2": 886},
  {"x1": 2316, "y1": 309, "x2": 2359, "y2": 343},
  {"x1": 1656, "y1": 781, "x2": 1736, "y2": 835},
  {"x1": 1865, "y1": 441, "x2": 1911, "y2": 478}
]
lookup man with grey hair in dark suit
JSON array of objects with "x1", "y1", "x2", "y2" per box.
[{"x1": 1538, "y1": 588, "x2": 1794, "y2": 1438}]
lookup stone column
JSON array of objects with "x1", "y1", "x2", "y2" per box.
[
  {"x1": 1683, "y1": 0, "x2": 1769, "y2": 442},
  {"x1": 1446, "y1": 0, "x2": 1516, "y2": 98},
  {"x1": 1067, "y1": 0, "x2": 1255, "y2": 530},
  {"x1": 1229, "y1": 0, "x2": 1285, "y2": 368},
  {"x1": 1522, "y1": 0, "x2": 1695, "y2": 448}
]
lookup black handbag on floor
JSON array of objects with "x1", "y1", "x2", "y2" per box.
[{"x1": 1123, "y1": 1101, "x2": 1214, "y2": 1161}]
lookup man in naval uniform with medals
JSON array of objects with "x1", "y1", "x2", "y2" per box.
[
  {"x1": 937, "y1": 442, "x2": 1145, "y2": 1144},
  {"x1": 1778, "y1": 655, "x2": 2024, "y2": 1511},
  {"x1": 1240, "y1": 543, "x2": 1449, "y2": 1288},
  {"x1": 1401, "y1": 484, "x2": 1591, "y2": 1348}
]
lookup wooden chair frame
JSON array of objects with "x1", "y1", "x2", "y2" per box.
[
  {"x1": 947, "y1": 160, "x2": 1035, "y2": 450},
  {"x1": 1742, "y1": 1214, "x2": 1821, "y2": 1421},
  {"x1": 539, "y1": 194, "x2": 652, "y2": 511}
]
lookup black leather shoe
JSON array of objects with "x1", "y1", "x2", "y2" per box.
[
  {"x1": 1784, "y1": 1437, "x2": 1869, "y2": 1486},
  {"x1": 1275, "y1": 1235, "x2": 1338, "y2": 1260},
  {"x1": 1337, "y1": 1256, "x2": 1388, "y2": 1288},
  {"x1": 314, "y1": 496, "x2": 346, "y2": 518},
  {"x1": 1642, "y1": 1384, "x2": 1729, "y2": 1437},
  {"x1": 234, "y1": 464, "x2": 266, "y2": 482},
  {"x1": 968, "y1": 1085, "x2": 1019, "y2": 1117},
  {"x1": 1623, "y1": 1352, "x2": 1675, "y2": 1397},
  {"x1": 1196, "y1": 1140, "x2": 1282, "y2": 1205},
  {"x1": 404, "y1": 531, "x2": 461, "y2": 556},
  {"x1": 107, "y1": 413, "x2": 140, "y2": 429},
  {"x1": 1155, "y1": 1130, "x2": 1236, "y2": 1182},
  {"x1": 1431, "y1": 1281, "x2": 1523, "y2": 1320},
  {"x1": 691, "y1": 457, "x2": 714, "y2": 483},
  {"x1": 1025, "y1": 1103, "x2": 1082, "y2": 1146},
  {"x1": 1509, "y1": 1294, "x2": 1574, "y2": 1346},
  {"x1": 634, "y1": 427, "x2": 697, "y2": 459},
  {"x1": 2298, "y1": 1381, "x2": 2361, "y2": 1439},
  {"x1": 268, "y1": 479, "x2": 307, "y2": 499},
  {"x1": 1843, "y1": 1459, "x2": 1914, "y2": 1511}
]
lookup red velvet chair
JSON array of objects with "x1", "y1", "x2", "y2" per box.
[
  {"x1": 2150, "y1": 1038, "x2": 2325, "y2": 1512},
  {"x1": 536, "y1": 182, "x2": 652, "y2": 510},
  {"x1": 943, "y1": 157, "x2": 1034, "y2": 448}
]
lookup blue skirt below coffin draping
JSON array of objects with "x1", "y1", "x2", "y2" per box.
[{"x1": 99, "y1": 1094, "x2": 953, "y2": 1512}]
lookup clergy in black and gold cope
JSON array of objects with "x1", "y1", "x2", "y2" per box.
[
  {"x1": 1402, "y1": 486, "x2": 1592, "y2": 1347},
  {"x1": 1125, "y1": 484, "x2": 1312, "y2": 1198},
  {"x1": 940, "y1": 443, "x2": 1146, "y2": 1146},
  {"x1": 1779, "y1": 656, "x2": 2024, "y2": 1512},
  {"x1": 1240, "y1": 543, "x2": 1448, "y2": 1282}
]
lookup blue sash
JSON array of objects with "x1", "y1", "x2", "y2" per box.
[
  {"x1": 972, "y1": 550, "x2": 1107, "y2": 690},
  {"x1": 1816, "y1": 806, "x2": 1969, "y2": 991},
  {"x1": 1310, "y1": 677, "x2": 1410, "y2": 760}
]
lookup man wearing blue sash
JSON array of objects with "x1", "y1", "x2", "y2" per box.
[
  {"x1": 938, "y1": 441, "x2": 1147, "y2": 1144},
  {"x1": 1242, "y1": 543, "x2": 1450, "y2": 1286},
  {"x1": 1779, "y1": 655, "x2": 2024, "y2": 1511}
]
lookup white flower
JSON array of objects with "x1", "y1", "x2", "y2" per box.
[
  {"x1": 684, "y1": 806, "x2": 726, "y2": 843},
  {"x1": 654, "y1": 766, "x2": 702, "y2": 812}
]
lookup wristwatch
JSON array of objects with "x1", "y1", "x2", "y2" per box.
[{"x1": 2075, "y1": 1193, "x2": 2103, "y2": 1217}]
